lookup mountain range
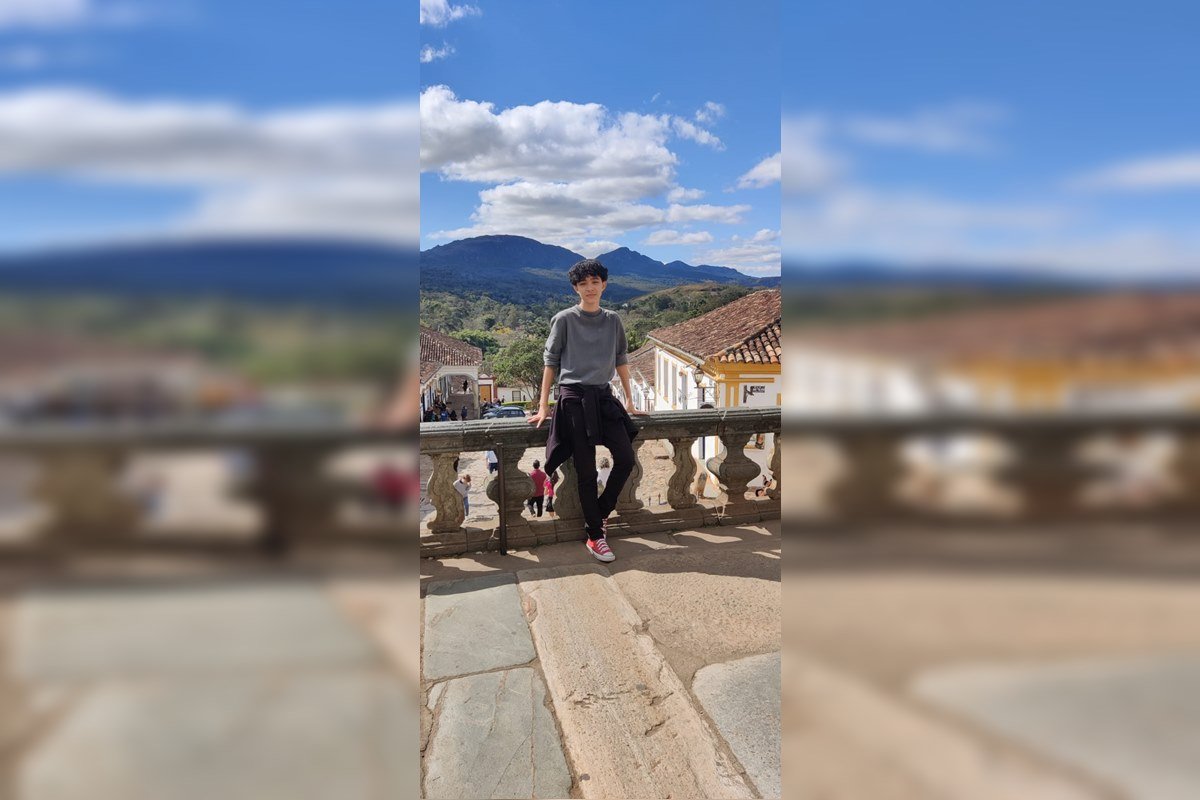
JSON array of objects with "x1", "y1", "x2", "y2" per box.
[
  {"x1": 0, "y1": 239, "x2": 418, "y2": 306},
  {"x1": 420, "y1": 235, "x2": 779, "y2": 304},
  {"x1": 1, "y1": 234, "x2": 1173, "y2": 310}
]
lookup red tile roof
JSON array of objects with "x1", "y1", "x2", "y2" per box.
[
  {"x1": 648, "y1": 290, "x2": 781, "y2": 364},
  {"x1": 796, "y1": 291, "x2": 1200, "y2": 363},
  {"x1": 419, "y1": 326, "x2": 483, "y2": 385},
  {"x1": 626, "y1": 343, "x2": 656, "y2": 385}
]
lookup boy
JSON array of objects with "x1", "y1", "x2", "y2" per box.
[
  {"x1": 526, "y1": 459, "x2": 548, "y2": 517},
  {"x1": 529, "y1": 258, "x2": 645, "y2": 562}
]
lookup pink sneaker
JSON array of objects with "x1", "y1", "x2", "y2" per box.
[{"x1": 586, "y1": 536, "x2": 615, "y2": 562}]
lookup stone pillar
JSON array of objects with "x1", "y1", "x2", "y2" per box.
[
  {"x1": 426, "y1": 452, "x2": 464, "y2": 533},
  {"x1": 706, "y1": 431, "x2": 761, "y2": 515},
  {"x1": 35, "y1": 449, "x2": 140, "y2": 543},
  {"x1": 1004, "y1": 429, "x2": 1088, "y2": 520},
  {"x1": 614, "y1": 439, "x2": 646, "y2": 515},
  {"x1": 666, "y1": 435, "x2": 699, "y2": 509},
  {"x1": 247, "y1": 443, "x2": 340, "y2": 552},
  {"x1": 826, "y1": 431, "x2": 910, "y2": 521},
  {"x1": 1173, "y1": 431, "x2": 1200, "y2": 514},
  {"x1": 485, "y1": 446, "x2": 534, "y2": 542},
  {"x1": 767, "y1": 433, "x2": 781, "y2": 501},
  {"x1": 552, "y1": 458, "x2": 583, "y2": 522}
]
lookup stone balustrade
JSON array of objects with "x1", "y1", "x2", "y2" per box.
[
  {"x1": 419, "y1": 407, "x2": 782, "y2": 556},
  {"x1": 0, "y1": 421, "x2": 407, "y2": 556},
  {"x1": 4, "y1": 408, "x2": 1199, "y2": 560}
]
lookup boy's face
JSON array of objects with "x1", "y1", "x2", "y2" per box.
[{"x1": 573, "y1": 274, "x2": 606, "y2": 304}]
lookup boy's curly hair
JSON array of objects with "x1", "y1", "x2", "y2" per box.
[{"x1": 567, "y1": 258, "x2": 609, "y2": 285}]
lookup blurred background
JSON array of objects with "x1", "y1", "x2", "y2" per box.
[
  {"x1": 783, "y1": 2, "x2": 1200, "y2": 798},
  {"x1": 0, "y1": 1, "x2": 420, "y2": 798}
]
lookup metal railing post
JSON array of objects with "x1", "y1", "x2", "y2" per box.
[{"x1": 496, "y1": 442, "x2": 508, "y2": 555}]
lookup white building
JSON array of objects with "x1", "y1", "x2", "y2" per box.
[{"x1": 627, "y1": 289, "x2": 782, "y2": 495}]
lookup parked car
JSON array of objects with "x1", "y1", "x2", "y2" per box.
[{"x1": 482, "y1": 406, "x2": 527, "y2": 419}]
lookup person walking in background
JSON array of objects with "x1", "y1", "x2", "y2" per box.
[
  {"x1": 526, "y1": 459, "x2": 547, "y2": 517},
  {"x1": 461, "y1": 404, "x2": 469, "y2": 420},
  {"x1": 453, "y1": 473, "x2": 471, "y2": 517},
  {"x1": 545, "y1": 470, "x2": 556, "y2": 515},
  {"x1": 485, "y1": 449, "x2": 499, "y2": 474}
]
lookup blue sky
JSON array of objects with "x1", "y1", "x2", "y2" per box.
[
  {"x1": 420, "y1": 0, "x2": 782, "y2": 276},
  {"x1": 783, "y1": 0, "x2": 1200, "y2": 278},
  {"x1": 0, "y1": 0, "x2": 416, "y2": 252}
]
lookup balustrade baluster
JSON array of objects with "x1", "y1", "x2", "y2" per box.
[
  {"x1": 614, "y1": 439, "x2": 647, "y2": 515},
  {"x1": 485, "y1": 446, "x2": 534, "y2": 546},
  {"x1": 707, "y1": 431, "x2": 761, "y2": 517},
  {"x1": 250, "y1": 443, "x2": 340, "y2": 552},
  {"x1": 666, "y1": 435, "x2": 699, "y2": 510},
  {"x1": 35, "y1": 448, "x2": 139, "y2": 543},
  {"x1": 426, "y1": 451, "x2": 464, "y2": 533},
  {"x1": 767, "y1": 433, "x2": 781, "y2": 501}
]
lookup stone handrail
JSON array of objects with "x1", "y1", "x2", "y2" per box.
[
  {"x1": 0, "y1": 421, "x2": 406, "y2": 555},
  {"x1": 419, "y1": 408, "x2": 783, "y2": 556}
]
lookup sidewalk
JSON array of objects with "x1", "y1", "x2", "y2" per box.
[{"x1": 420, "y1": 522, "x2": 782, "y2": 799}]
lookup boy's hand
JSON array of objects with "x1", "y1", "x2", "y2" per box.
[
  {"x1": 528, "y1": 405, "x2": 552, "y2": 428},
  {"x1": 627, "y1": 403, "x2": 649, "y2": 417}
]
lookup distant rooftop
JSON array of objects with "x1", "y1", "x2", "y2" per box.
[
  {"x1": 647, "y1": 289, "x2": 781, "y2": 365},
  {"x1": 795, "y1": 291, "x2": 1200, "y2": 363}
]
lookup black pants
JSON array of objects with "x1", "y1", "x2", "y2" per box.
[
  {"x1": 546, "y1": 398, "x2": 634, "y2": 539},
  {"x1": 526, "y1": 495, "x2": 544, "y2": 517}
]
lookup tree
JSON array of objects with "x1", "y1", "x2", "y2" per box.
[
  {"x1": 454, "y1": 328, "x2": 500, "y2": 356},
  {"x1": 491, "y1": 335, "x2": 545, "y2": 394}
]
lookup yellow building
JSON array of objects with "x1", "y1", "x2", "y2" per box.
[{"x1": 788, "y1": 292, "x2": 1200, "y2": 413}]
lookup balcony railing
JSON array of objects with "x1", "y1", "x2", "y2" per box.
[
  {"x1": 3, "y1": 408, "x2": 1198, "y2": 560},
  {"x1": 419, "y1": 407, "x2": 782, "y2": 557},
  {"x1": 0, "y1": 422, "x2": 407, "y2": 556}
]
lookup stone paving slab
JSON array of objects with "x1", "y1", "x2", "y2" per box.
[
  {"x1": 517, "y1": 563, "x2": 755, "y2": 799},
  {"x1": 423, "y1": 573, "x2": 535, "y2": 680},
  {"x1": 693, "y1": 652, "x2": 781, "y2": 799},
  {"x1": 423, "y1": 667, "x2": 570, "y2": 800},
  {"x1": 913, "y1": 653, "x2": 1200, "y2": 800},
  {"x1": 11, "y1": 582, "x2": 378, "y2": 682},
  {"x1": 611, "y1": 547, "x2": 781, "y2": 686},
  {"x1": 787, "y1": 654, "x2": 1105, "y2": 800},
  {"x1": 19, "y1": 669, "x2": 415, "y2": 800}
]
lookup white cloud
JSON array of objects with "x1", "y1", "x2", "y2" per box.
[
  {"x1": 695, "y1": 101, "x2": 725, "y2": 125},
  {"x1": 1068, "y1": 151, "x2": 1200, "y2": 192},
  {"x1": 644, "y1": 229, "x2": 713, "y2": 246},
  {"x1": 0, "y1": 87, "x2": 419, "y2": 243},
  {"x1": 782, "y1": 115, "x2": 844, "y2": 194},
  {"x1": 749, "y1": 228, "x2": 779, "y2": 243},
  {"x1": 843, "y1": 102, "x2": 1006, "y2": 154},
  {"x1": 0, "y1": 0, "x2": 87, "y2": 27},
  {"x1": 669, "y1": 116, "x2": 723, "y2": 150},
  {"x1": 650, "y1": 92, "x2": 661, "y2": 104},
  {"x1": 575, "y1": 240, "x2": 621, "y2": 258},
  {"x1": 667, "y1": 186, "x2": 704, "y2": 202},
  {"x1": 420, "y1": 0, "x2": 480, "y2": 27},
  {"x1": 0, "y1": 44, "x2": 97, "y2": 71},
  {"x1": 420, "y1": 42, "x2": 455, "y2": 63},
  {"x1": 737, "y1": 152, "x2": 780, "y2": 189},
  {"x1": 0, "y1": 0, "x2": 150, "y2": 29},
  {"x1": 421, "y1": 86, "x2": 749, "y2": 246},
  {"x1": 182, "y1": 179, "x2": 419, "y2": 243},
  {"x1": 667, "y1": 203, "x2": 750, "y2": 224},
  {"x1": 701, "y1": 241, "x2": 781, "y2": 275}
]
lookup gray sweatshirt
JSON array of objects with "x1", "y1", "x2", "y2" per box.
[{"x1": 543, "y1": 305, "x2": 628, "y2": 386}]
